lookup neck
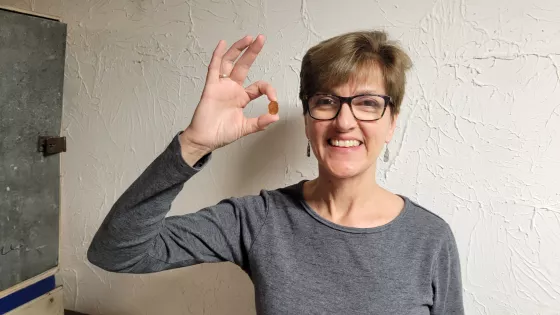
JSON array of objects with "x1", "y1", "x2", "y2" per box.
[{"x1": 306, "y1": 164, "x2": 383, "y2": 221}]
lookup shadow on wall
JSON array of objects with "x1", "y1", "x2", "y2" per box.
[
  {"x1": 83, "y1": 263, "x2": 256, "y2": 315},
  {"x1": 235, "y1": 107, "x2": 309, "y2": 190}
]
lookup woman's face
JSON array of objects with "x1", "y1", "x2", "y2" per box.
[{"x1": 304, "y1": 72, "x2": 398, "y2": 179}]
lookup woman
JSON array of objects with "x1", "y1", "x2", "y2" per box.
[{"x1": 88, "y1": 30, "x2": 464, "y2": 314}]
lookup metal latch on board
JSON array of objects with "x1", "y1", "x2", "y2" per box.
[{"x1": 38, "y1": 136, "x2": 66, "y2": 156}]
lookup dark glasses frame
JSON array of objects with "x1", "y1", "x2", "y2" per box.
[{"x1": 303, "y1": 93, "x2": 393, "y2": 121}]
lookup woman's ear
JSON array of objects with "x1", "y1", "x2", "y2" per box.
[
  {"x1": 304, "y1": 114, "x2": 309, "y2": 139},
  {"x1": 385, "y1": 114, "x2": 398, "y2": 143}
]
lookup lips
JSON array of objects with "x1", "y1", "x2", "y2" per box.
[{"x1": 328, "y1": 139, "x2": 362, "y2": 148}]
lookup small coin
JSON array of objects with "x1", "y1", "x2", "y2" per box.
[{"x1": 268, "y1": 101, "x2": 279, "y2": 115}]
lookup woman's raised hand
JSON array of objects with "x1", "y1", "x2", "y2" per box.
[{"x1": 179, "y1": 35, "x2": 279, "y2": 165}]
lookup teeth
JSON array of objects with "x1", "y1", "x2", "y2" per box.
[{"x1": 329, "y1": 139, "x2": 361, "y2": 147}]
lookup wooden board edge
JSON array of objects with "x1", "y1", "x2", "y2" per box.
[
  {"x1": 58, "y1": 150, "x2": 63, "y2": 286},
  {"x1": 0, "y1": 5, "x2": 61, "y2": 21},
  {"x1": 0, "y1": 267, "x2": 59, "y2": 299},
  {"x1": 5, "y1": 286, "x2": 63, "y2": 315}
]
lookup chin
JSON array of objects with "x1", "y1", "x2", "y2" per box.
[{"x1": 321, "y1": 161, "x2": 369, "y2": 179}]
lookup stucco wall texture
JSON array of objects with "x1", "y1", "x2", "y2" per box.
[{"x1": 2, "y1": 0, "x2": 559, "y2": 314}]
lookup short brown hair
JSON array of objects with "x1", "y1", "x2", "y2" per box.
[{"x1": 299, "y1": 30, "x2": 412, "y2": 118}]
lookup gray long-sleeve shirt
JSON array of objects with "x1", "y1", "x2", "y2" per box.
[{"x1": 87, "y1": 132, "x2": 464, "y2": 315}]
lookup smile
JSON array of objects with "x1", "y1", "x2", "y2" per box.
[{"x1": 328, "y1": 139, "x2": 362, "y2": 148}]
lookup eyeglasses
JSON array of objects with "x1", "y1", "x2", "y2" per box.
[{"x1": 304, "y1": 93, "x2": 392, "y2": 121}]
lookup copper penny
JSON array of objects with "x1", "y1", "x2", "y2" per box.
[{"x1": 268, "y1": 101, "x2": 279, "y2": 115}]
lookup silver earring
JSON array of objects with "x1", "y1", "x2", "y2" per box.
[
  {"x1": 383, "y1": 146, "x2": 390, "y2": 162},
  {"x1": 307, "y1": 141, "x2": 311, "y2": 157}
]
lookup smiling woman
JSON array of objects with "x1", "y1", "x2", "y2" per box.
[
  {"x1": 87, "y1": 30, "x2": 465, "y2": 315},
  {"x1": 300, "y1": 31, "x2": 409, "y2": 184}
]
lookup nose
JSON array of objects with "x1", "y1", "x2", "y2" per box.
[{"x1": 334, "y1": 102, "x2": 357, "y2": 130}]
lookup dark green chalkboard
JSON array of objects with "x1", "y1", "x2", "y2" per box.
[{"x1": 0, "y1": 8, "x2": 67, "y2": 292}]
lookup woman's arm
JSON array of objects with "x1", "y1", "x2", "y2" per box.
[
  {"x1": 87, "y1": 132, "x2": 269, "y2": 273},
  {"x1": 430, "y1": 225, "x2": 465, "y2": 314},
  {"x1": 88, "y1": 34, "x2": 279, "y2": 274}
]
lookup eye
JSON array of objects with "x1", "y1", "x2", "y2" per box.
[
  {"x1": 316, "y1": 96, "x2": 336, "y2": 105},
  {"x1": 310, "y1": 95, "x2": 338, "y2": 107},
  {"x1": 354, "y1": 96, "x2": 384, "y2": 108}
]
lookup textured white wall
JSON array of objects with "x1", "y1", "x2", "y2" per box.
[{"x1": 3, "y1": 0, "x2": 560, "y2": 314}]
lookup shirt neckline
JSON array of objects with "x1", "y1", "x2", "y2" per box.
[{"x1": 294, "y1": 179, "x2": 411, "y2": 234}]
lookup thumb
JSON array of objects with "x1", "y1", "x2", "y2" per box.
[{"x1": 244, "y1": 113, "x2": 280, "y2": 135}]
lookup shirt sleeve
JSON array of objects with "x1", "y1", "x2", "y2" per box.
[
  {"x1": 87, "y1": 132, "x2": 269, "y2": 274},
  {"x1": 430, "y1": 225, "x2": 465, "y2": 315}
]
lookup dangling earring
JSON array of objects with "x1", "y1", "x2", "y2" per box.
[
  {"x1": 307, "y1": 141, "x2": 311, "y2": 157},
  {"x1": 383, "y1": 146, "x2": 390, "y2": 162}
]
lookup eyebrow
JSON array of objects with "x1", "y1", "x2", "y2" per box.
[
  {"x1": 319, "y1": 89, "x2": 382, "y2": 95},
  {"x1": 355, "y1": 89, "x2": 381, "y2": 94}
]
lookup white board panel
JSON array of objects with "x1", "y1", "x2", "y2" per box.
[{"x1": 6, "y1": 286, "x2": 63, "y2": 315}]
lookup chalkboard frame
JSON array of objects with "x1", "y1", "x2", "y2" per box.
[{"x1": 0, "y1": 6, "x2": 66, "y2": 298}]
